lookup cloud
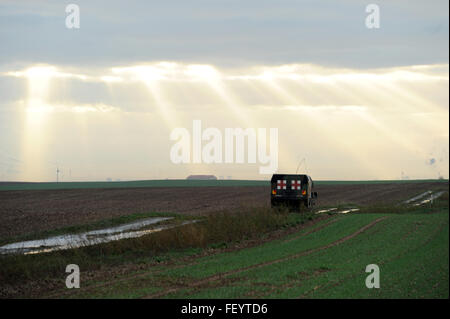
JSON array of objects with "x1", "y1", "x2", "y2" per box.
[
  {"x1": 0, "y1": 0, "x2": 448, "y2": 69},
  {"x1": 3, "y1": 62, "x2": 448, "y2": 114},
  {"x1": 0, "y1": 61, "x2": 448, "y2": 181}
]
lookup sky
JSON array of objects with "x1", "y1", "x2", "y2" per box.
[{"x1": 0, "y1": 0, "x2": 448, "y2": 181}]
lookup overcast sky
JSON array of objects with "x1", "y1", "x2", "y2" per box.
[
  {"x1": 0, "y1": 1, "x2": 448, "y2": 181},
  {"x1": 0, "y1": 0, "x2": 448, "y2": 69}
]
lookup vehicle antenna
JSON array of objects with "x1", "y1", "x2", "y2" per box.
[{"x1": 296, "y1": 157, "x2": 307, "y2": 174}]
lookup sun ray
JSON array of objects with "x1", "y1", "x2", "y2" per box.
[
  {"x1": 18, "y1": 66, "x2": 58, "y2": 181},
  {"x1": 5, "y1": 62, "x2": 447, "y2": 180}
]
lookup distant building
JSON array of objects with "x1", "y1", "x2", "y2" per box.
[{"x1": 186, "y1": 175, "x2": 217, "y2": 180}]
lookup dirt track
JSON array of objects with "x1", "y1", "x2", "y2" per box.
[{"x1": 0, "y1": 181, "x2": 447, "y2": 240}]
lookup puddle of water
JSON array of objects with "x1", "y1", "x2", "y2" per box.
[
  {"x1": 404, "y1": 191, "x2": 432, "y2": 204},
  {"x1": 337, "y1": 208, "x2": 360, "y2": 214},
  {"x1": 315, "y1": 208, "x2": 337, "y2": 214},
  {"x1": 315, "y1": 207, "x2": 360, "y2": 215},
  {"x1": 413, "y1": 191, "x2": 445, "y2": 206},
  {"x1": 85, "y1": 217, "x2": 172, "y2": 236},
  {"x1": 0, "y1": 217, "x2": 184, "y2": 255}
]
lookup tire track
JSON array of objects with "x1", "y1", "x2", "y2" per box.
[
  {"x1": 143, "y1": 216, "x2": 388, "y2": 299},
  {"x1": 283, "y1": 217, "x2": 340, "y2": 243}
]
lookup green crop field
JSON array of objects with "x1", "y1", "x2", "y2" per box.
[
  {"x1": 0, "y1": 178, "x2": 446, "y2": 191},
  {"x1": 1, "y1": 189, "x2": 448, "y2": 299},
  {"x1": 40, "y1": 201, "x2": 448, "y2": 299}
]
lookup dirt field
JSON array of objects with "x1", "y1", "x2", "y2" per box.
[{"x1": 0, "y1": 181, "x2": 447, "y2": 240}]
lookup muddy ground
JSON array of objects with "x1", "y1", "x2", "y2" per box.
[{"x1": 0, "y1": 182, "x2": 447, "y2": 240}]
